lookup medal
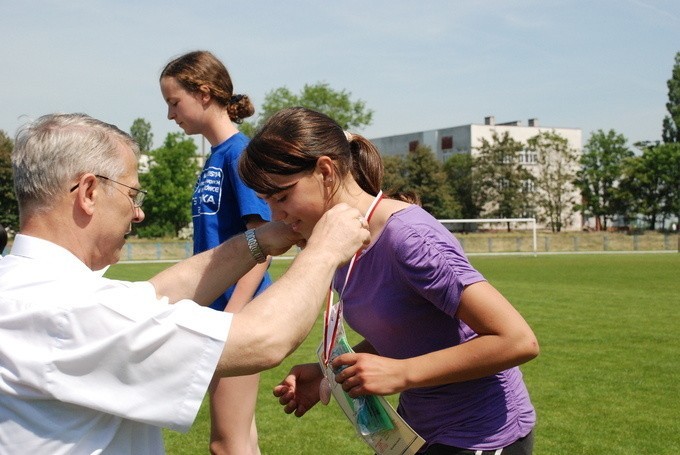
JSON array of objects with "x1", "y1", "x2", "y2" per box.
[{"x1": 319, "y1": 377, "x2": 332, "y2": 405}]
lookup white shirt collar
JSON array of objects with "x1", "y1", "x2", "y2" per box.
[{"x1": 9, "y1": 234, "x2": 102, "y2": 275}]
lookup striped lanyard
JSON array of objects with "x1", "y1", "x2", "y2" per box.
[{"x1": 322, "y1": 190, "x2": 384, "y2": 366}]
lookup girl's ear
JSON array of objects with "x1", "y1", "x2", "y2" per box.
[
  {"x1": 315, "y1": 156, "x2": 335, "y2": 186},
  {"x1": 198, "y1": 85, "x2": 212, "y2": 104}
]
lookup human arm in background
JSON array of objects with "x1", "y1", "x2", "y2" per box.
[
  {"x1": 223, "y1": 215, "x2": 271, "y2": 313},
  {"x1": 149, "y1": 203, "x2": 371, "y2": 377}
]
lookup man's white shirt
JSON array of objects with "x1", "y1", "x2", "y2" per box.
[{"x1": 0, "y1": 234, "x2": 231, "y2": 454}]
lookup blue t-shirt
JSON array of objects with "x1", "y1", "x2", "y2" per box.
[{"x1": 192, "y1": 132, "x2": 272, "y2": 311}]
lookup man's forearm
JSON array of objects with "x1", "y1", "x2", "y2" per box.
[
  {"x1": 152, "y1": 204, "x2": 369, "y2": 377},
  {"x1": 216, "y1": 244, "x2": 340, "y2": 376},
  {"x1": 149, "y1": 233, "x2": 256, "y2": 305}
]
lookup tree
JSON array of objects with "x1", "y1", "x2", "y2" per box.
[
  {"x1": 527, "y1": 131, "x2": 579, "y2": 232},
  {"x1": 662, "y1": 51, "x2": 680, "y2": 143},
  {"x1": 574, "y1": 129, "x2": 633, "y2": 231},
  {"x1": 659, "y1": 143, "x2": 680, "y2": 229},
  {"x1": 130, "y1": 118, "x2": 154, "y2": 153},
  {"x1": 405, "y1": 146, "x2": 459, "y2": 218},
  {"x1": 241, "y1": 82, "x2": 373, "y2": 136},
  {"x1": 382, "y1": 146, "x2": 459, "y2": 218},
  {"x1": 618, "y1": 143, "x2": 680, "y2": 230},
  {"x1": 137, "y1": 132, "x2": 199, "y2": 238},
  {"x1": 443, "y1": 153, "x2": 481, "y2": 219},
  {"x1": 382, "y1": 155, "x2": 409, "y2": 196},
  {"x1": 473, "y1": 131, "x2": 533, "y2": 227},
  {"x1": 0, "y1": 130, "x2": 19, "y2": 232}
]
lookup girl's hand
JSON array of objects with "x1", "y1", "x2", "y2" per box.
[
  {"x1": 332, "y1": 353, "x2": 408, "y2": 398},
  {"x1": 273, "y1": 363, "x2": 324, "y2": 417}
]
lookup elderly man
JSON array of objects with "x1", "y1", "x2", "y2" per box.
[{"x1": 0, "y1": 113, "x2": 370, "y2": 454}]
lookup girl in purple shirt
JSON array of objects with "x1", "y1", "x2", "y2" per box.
[{"x1": 239, "y1": 107, "x2": 539, "y2": 454}]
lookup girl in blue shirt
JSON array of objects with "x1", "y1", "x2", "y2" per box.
[{"x1": 160, "y1": 50, "x2": 271, "y2": 455}]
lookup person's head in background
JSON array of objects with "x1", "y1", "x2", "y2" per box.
[
  {"x1": 159, "y1": 50, "x2": 254, "y2": 145},
  {"x1": 238, "y1": 107, "x2": 385, "y2": 239}
]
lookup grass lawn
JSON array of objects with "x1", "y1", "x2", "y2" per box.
[{"x1": 106, "y1": 253, "x2": 680, "y2": 454}]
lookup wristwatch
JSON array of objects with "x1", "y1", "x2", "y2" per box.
[{"x1": 245, "y1": 229, "x2": 267, "y2": 263}]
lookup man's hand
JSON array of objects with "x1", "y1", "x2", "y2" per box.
[
  {"x1": 254, "y1": 221, "x2": 303, "y2": 257},
  {"x1": 256, "y1": 203, "x2": 370, "y2": 265},
  {"x1": 304, "y1": 203, "x2": 371, "y2": 265}
]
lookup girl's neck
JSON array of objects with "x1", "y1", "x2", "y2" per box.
[
  {"x1": 334, "y1": 182, "x2": 376, "y2": 215},
  {"x1": 204, "y1": 110, "x2": 239, "y2": 146},
  {"x1": 334, "y1": 186, "x2": 384, "y2": 229}
]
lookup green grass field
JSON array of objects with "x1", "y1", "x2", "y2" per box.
[{"x1": 105, "y1": 253, "x2": 680, "y2": 454}]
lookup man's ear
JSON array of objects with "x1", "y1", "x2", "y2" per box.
[{"x1": 74, "y1": 174, "x2": 99, "y2": 216}]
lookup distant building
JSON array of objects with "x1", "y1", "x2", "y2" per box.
[
  {"x1": 370, "y1": 116, "x2": 582, "y2": 162},
  {"x1": 370, "y1": 116, "x2": 584, "y2": 230}
]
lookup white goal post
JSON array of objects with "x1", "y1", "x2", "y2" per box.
[{"x1": 437, "y1": 218, "x2": 538, "y2": 255}]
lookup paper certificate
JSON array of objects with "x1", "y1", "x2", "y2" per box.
[{"x1": 316, "y1": 342, "x2": 426, "y2": 455}]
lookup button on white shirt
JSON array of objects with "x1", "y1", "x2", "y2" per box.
[{"x1": 0, "y1": 234, "x2": 232, "y2": 454}]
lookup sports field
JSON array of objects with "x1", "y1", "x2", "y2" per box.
[{"x1": 105, "y1": 252, "x2": 680, "y2": 454}]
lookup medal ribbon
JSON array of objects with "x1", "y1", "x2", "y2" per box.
[{"x1": 322, "y1": 190, "x2": 383, "y2": 365}]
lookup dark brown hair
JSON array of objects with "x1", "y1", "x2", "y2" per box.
[
  {"x1": 239, "y1": 107, "x2": 383, "y2": 197},
  {"x1": 160, "y1": 50, "x2": 254, "y2": 123}
]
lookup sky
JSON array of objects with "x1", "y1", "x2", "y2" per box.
[{"x1": 2, "y1": 0, "x2": 679, "y2": 150}]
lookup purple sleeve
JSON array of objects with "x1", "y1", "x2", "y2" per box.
[{"x1": 391, "y1": 215, "x2": 486, "y2": 317}]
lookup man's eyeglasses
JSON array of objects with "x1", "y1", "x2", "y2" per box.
[{"x1": 70, "y1": 175, "x2": 147, "y2": 208}]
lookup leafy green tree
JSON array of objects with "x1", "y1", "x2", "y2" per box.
[
  {"x1": 473, "y1": 131, "x2": 533, "y2": 226},
  {"x1": 242, "y1": 82, "x2": 373, "y2": 136},
  {"x1": 527, "y1": 131, "x2": 579, "y2": 232},
  {"x1": 130, "y1": 118, "x2": 154, "y2": 153},
  {"x1": 137, "y1": 133, "x2": 199, "y2": 238},
  {"x1": 618, "y1": 143, "x2": 680, "y2": 230},
  {"x1": 443, "y1": 153, "x2": 481, "y2": 219},
  {"x1": 0, "y1": 130, "x2": 19, "y2": 232},
  {"x1": 382, "y1": 155, "x2": 409, "y2": 196},
  {"x1": 382, "y1": 146, "x2": 459, "y2": 218},
  {"x1": 660, "y1": 143, "x2": 680, "y2": 229},
  {"x1": 574, "y1": 129, "x2": 633, "y2": 231},
  {"x1": 662, "y1": 51, "x2": 680, "y2": 143},
  {"x1": 404, "y1": 146, "x2": 459, "y2": 218}
]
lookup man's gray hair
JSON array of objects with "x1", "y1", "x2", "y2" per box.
[{"x1": 12, "y1": 113, "x2": 140, "y2": 212}]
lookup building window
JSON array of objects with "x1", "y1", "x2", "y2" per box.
[
  {"x1": 519, "y1": 150, "x2": 538, "y2": 164},
  {"x1": 441, "y1": 136, "x2": 453, "y2": 150},
  {"x1": 522, "y1": 179, "x2": 536, "y2": 193},
  {"x1": 409, "y1": 140, "x2": 419, "y2": 152}
]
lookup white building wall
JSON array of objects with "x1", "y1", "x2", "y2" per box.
[
  {"x1": 371, "y1": 122, "x2": 581, "y2": 160},
  {"x1": 468, "y1": 124, "x2": 582, "y2": 157},
  {"x1": 370, "y1": 118, "x2": 584, "y2": 230}
]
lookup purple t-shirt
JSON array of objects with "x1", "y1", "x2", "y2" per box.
[{"x1": 336, "y1": 205, "x2": 535, "y2": 451}]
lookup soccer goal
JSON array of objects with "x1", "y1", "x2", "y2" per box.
[{"x1": 437, "y1": 218, "x2": 537, "y2": 255}]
